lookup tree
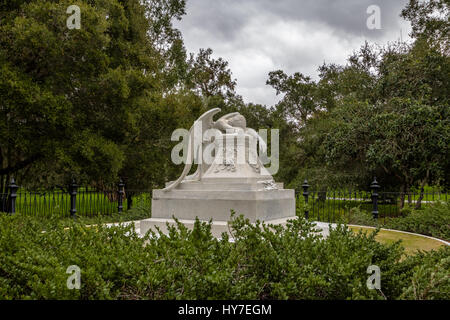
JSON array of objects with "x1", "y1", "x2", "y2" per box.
[
  {"x1": 401, "y1": 0, "x2": 449, "y2": 51},
  {"x1": 143, "y1": 0, "x2": 189, "y2": 89},
  {"x1": 322, "y1": 96, "x2": 448, "y2": 206},
  {"x1": 0, "y1": 0, "x2": 189, "y2": 192},
  {"x1": 303, "y1": 38, "x2": 448, "y2": 200},
  {"x1": 266, "y1": 0, "x2": 450, "y2": 194},
  {"x1": 266, "y1": 70, "x2": 318, "y2": 125},
  {"x1": 118, "y1": 89, "x2": 206, "y2": 194},
  {"x1": 186, "y1": 48, "x2": 237, "y2": 99}
]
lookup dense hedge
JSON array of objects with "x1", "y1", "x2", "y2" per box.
[
  {"x1": 344, "y1": 201, "x2": 450, "y2": 242},
  {"x1": 384, "y1": 201, "x2": 450, "y2": 241},
  {"x1": 0, "y1": 213, "x2": 448, "y2": 299}
]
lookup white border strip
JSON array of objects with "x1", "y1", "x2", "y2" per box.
[{"x1": 342, "y1": 223, "x2": 449, "y2": 246}]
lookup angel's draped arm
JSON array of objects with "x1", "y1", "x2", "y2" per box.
[{"x1": 213, "y1": 119, "x2": 236, "y2": 132}]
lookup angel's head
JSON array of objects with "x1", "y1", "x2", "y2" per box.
[{"x1": 228, "y1": 114, "x2": 246, "y2": 129}]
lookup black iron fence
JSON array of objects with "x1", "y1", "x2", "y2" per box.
[
  {"x1": 0, "y1": 178, "x2": 150, "y2": 218},
  {"x1": 297, "y1": 178, "x2": 449, "y2": 223},
  {"x1": 1, "y1": 176, "x2": 448, "y2": 221},
  {"x1": 0, "y1": 193, "x2": 9, "y2": 213}
]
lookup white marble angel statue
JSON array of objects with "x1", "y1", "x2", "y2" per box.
[{"x1": 163, "y1": 108, "x2": 271, "y2": 192}]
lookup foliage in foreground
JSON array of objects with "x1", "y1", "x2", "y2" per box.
[{"x1": 0, "y1": 213, "x2": 448, "y2": 300}]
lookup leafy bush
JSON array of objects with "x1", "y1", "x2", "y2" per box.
[
  {"x1": 399, "y1": 205, "x2": 414, "y2": 218},
  {"x1": 317, "y1": 201, "x2": 450, "y2": 242},
  {"x1": 399, "y1": 246, "x2": 450, "y2": 300},
  {"x1": 384, "y1": 201, "x2": 450, "y2": 241},
  {"x1": 0, "y1": 212, "x2": 448, "y2": 299},
  {"x1": 344, "y1": 207, "x2": 378, "y2": 227}
]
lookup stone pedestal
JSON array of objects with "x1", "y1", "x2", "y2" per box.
[{"x1": 151, "y1": 181, "x2": 295, "y2": 222}]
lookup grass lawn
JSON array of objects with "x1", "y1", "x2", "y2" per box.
[{"x1": 349, "y1": 225, "x2": 447, "y2": 255}]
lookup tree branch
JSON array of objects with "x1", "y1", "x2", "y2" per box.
[{"x1": 0, "y1": 154, "x2": 42, "y2": 175}]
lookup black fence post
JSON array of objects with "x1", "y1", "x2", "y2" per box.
[
  {"x1": 8, "y1": 178, "x2": 18, "y2": 214},
  {"x1": 371, "y1": 177, "x2": 380, "y2": 219},
  {"x1": 118, "y1": 178, "x2": 124, "y2": 213},
  {"x1": 302, "y1": 179, "x2": 310, "y2": 219},
  {"x1": 69, "y1": 179, "x2": 78, "y2": 218}
]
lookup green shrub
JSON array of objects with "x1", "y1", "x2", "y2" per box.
[
  {"x1": 399, "y1": 246, "x2": 450, "y2": 300},
  {"x1": 344, "y1": 207, "x2": 378, "y2": 227},
  {"x1": 399, "y1": 205, "x2": 414, "y2": 218},
  {"x1": 0, "y1": 212, "x2": 448, "y2": 300},
  {"x1": 384, "y1": 201, "x2": 450, "y2": 241}
]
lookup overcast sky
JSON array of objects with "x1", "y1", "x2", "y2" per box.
[{"x1": 174, "y1": 0, "x2": 413, "y2": 107}]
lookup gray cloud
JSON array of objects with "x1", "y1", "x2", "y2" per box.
[
  {"x1": 255, "y1": 0, "x2": 408, "y2": 39},
  {"x1": 175, "y1": 0, "x2": 412, "y2": 106}
]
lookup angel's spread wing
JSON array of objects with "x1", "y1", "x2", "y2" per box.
[
  {"x1": 163, "y1": 108, "x2": 221, "y2": 192},
  {"x1": 198, "y1": 108, "x2": 222, "y2": 130}
]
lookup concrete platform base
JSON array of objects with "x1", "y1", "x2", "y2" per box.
[{"x1": 151, "y1": 181, "x2": 296, "y2": 223}]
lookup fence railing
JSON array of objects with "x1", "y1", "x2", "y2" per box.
[
  {"x1": 0, "y1": 193, "x2": 9, "y2": 213},
  {"x1": 0, "y1": 178, "x2": 153, "y2": 218},
  {"x1": 1, "y1": 177, "x2": 448, "y2": 221},
  {"x1": 297, "y1": 178, "x2": 449, "y2": 223}
]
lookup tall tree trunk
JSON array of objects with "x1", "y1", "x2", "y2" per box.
[
  {"x1": 399, "y1": 184, "x2": 406, "y2": 209},
  {"x1": 406, "y1": 185, "x2": 412, "y2": 205},
  {"x1": 415, "y1": 187, "x2": 425, "y2": 210},
  {"x1": 415, "y1": 170, "x2": 429, "y2": 210}
]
